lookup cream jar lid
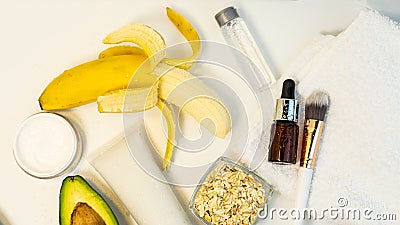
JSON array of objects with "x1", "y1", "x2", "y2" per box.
[{"x1": 13, "y1": 112, "x2": 81, "y2": 179}]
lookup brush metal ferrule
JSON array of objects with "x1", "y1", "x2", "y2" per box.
[
  {"x1": 275, "y1": 98, "x2": 298, "y2": 121},
  {"x1": 300, "y1": 119, "x2": 325, "y2": 169}
]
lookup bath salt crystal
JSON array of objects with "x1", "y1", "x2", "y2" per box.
[{"x1": 216, "y1": 6, "x2": 275, "y2": 89}]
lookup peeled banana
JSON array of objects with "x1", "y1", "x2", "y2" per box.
[
  {"x1": 155, "y1": 63, "x2": 231, "y2": 138},
  {"x1": 38, "y1": 7, "x2": 231, "y2": 170}
]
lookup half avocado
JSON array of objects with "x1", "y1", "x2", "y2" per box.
[{"x1": 59, "y1": 175, "x2": 119, "y2": 225}]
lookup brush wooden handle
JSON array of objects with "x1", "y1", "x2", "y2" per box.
[{"x1": 293, "y1": 167, "x2": 314, "y2": 225}]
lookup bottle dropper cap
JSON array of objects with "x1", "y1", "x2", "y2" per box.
[
  {"x1": 275, "y1": 79, "x2": 298, "y2": 121},
  {"x1": 281, "y1": 79, "x2": 295, "y2": 99},
  {"x1": 215, "y1": 6, "x2": 240, "y2": 27}
]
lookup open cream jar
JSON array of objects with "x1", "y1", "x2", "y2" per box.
[{"x1": 13, "y1": 112, "x2": 81, "y2": 179}]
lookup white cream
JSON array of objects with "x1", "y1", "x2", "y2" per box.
[{"x1": 14, "y1": 113, "x2": 78, "y2": 178}]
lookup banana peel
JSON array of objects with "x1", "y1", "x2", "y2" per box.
[
  {"x1": 98, "y1": 46, "x2": 145, "y2": 59},
  {"x1": 97, "y1": 82, "x2": 158, "y2": 113},
  {"x1": 156, "y1": 99, "x2": 176, "y2": 171},
  {"x1": 163, "y1": 7, "x2": 201, "y2": 70},
  {"x1": 103, "y1": 23, "x2": 165, "y2": 70},
  {"x1": 39, "y1": 54, "x2": 148, "y2": 110},
  {"x1": 38, "y1": 7, "x2": 230, "y2": 170}
]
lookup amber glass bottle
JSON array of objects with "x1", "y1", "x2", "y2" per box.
[{"x1": 268, "y1": 79, "x2": 299, "y2": 164}]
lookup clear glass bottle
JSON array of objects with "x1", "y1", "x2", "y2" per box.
[{"x1": 215, "y1": 6, "x2": 276, "y2": 90}]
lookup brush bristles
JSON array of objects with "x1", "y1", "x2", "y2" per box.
[{"x1": 305, "y1": 91, "x2": 330, "y2": 121}]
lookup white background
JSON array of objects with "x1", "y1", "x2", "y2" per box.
[{"x1": 0, "y1": 0, "x2": 399, "y2": 224}]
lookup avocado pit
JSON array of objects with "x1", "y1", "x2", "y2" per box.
[{"x1": 71, "y1": 202, "x2": 106, "y2": 225}]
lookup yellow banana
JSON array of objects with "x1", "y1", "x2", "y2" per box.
[
  {"x1": 98, "y1": 45, "x2": 145, "y2": 59},
  {"x1": 103, "y1": 24, "x2": 166, "y2": 69},
  {"x1": 156, "y1": 99, "x2": 176, "y2": 171},
  {"x1": 163, "y1": 7, "x2": 201, "y2": 70},
  {"x1": 97, "y1": 83, "x2": 158, "y2": 113},
  {"x1": 38, "y1": 8, "x2": 231, "y2": 171},
  {"x1": 39, "y1": 55, "x2": 148, "y2": 110},
  {"x1": 155, "y1": 63, "x2": 231, "y2": 138}
]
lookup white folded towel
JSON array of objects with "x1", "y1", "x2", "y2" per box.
[
  {"x1": 301, "y1": 9, "x2": 400, "y2": 223},
  {"x1": 256, "y1": 9, "x2": 400, "y2": 224}
]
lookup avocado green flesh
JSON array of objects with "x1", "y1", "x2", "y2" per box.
[{"x1": 59, "y1": 175, "x2": 119, "y2": 225}]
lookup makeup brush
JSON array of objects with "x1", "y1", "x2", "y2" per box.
[{"x1": 294, "y1": 91, "x2": 330, "y2": 225}]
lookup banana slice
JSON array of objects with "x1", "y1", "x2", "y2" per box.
[
  {"x1": 103, "y1": 24, "x2": 166, "y2": 69},
  {"x1": 163, "y1": 7, "x2": 201, "y2": 70},
  {"x1": 156, "y1": 99, "x2": 176, "y2": 171},
  {"x1": 155, "y1": 63, "x2": 231, "y2": 138},
  {"x1": 98, "y1": 46, "x2": 145, "y2": 59}
]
